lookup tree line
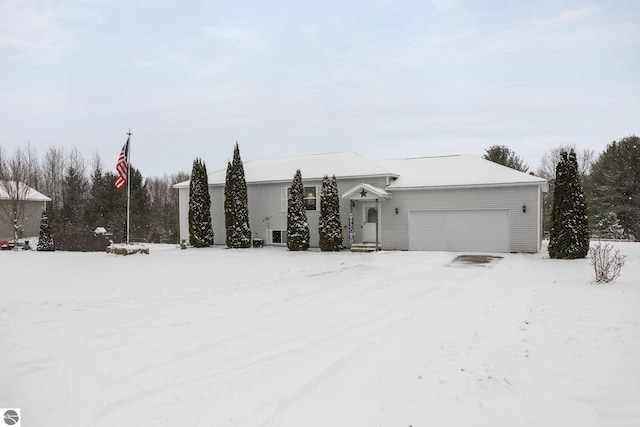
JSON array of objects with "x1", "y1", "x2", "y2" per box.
[
  {"x1": 3, "y1": 135, "x2": 636, "y2": 246},
  {"x1": 0, "y1": 144, "x2": 188, "y2": 243},
  {"x1": 483, "y1": 135, "x2": 639, "y2": 241}
]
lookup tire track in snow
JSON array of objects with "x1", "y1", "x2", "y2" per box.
[
  {"x1": 95, "y1": 255, "x2": 445, "y2": 391},
  {"x1": 257, "y1": 341, "x2": 372, "y2": 427},
  {"x1": 253, "y1": 278, "x2": 473, "y2": 426},
  {"x1": 86, "y1": 252, "x2": 483, "y2": 424},
  {"x1": 92, "y1": 276, "x2": 463, "y2": 423}
]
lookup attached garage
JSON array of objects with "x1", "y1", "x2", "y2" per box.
[{"x1": 408, "y1": 209, "x2": 510, "y2": 252}]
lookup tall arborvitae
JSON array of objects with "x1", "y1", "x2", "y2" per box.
[
  {"x1": 319, "y1": 175, "x2": 343, "y2": 251},
  {"x1": 188, "y1": 158, "x2": 214, "y2": 247},
  {"x1": 287, "y1": 169, "x2": 310, "y2": 251},
  {"x1": 36, "y1": 211, "x2": 55, "y2": 251},
  {"x1": 224, "y1": 143, "x2": 251, "y2": 248},
  {"x1": 224, "y1": 160, "x2": 234, "y2": 247},
  {"x1": 548, "y1": 150, "x2": 589, "y2": 259}
]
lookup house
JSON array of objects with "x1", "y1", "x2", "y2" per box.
[
  {"x1": 0, "y1": 182, "x2": 51, "y2": 241},
  {"x1": 175, "y1": 152, "x2": 548, "y2": 253}
]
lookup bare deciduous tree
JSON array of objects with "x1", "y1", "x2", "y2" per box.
[
  {"x1": 41, "y1": 146, "x2": 66, "y2": 207},
  {"x1": 537, "y1": 145, "x2": 595, "y2": 180},
  {"x1": 0, "y1": 144, "x2": 41, "y2": 242},
  {"x1": 146, "y1": 171, "x2": 190, "y2": 243},
  {"x1": 40, "y1": 145, "x2": 66, "y2": 231}
]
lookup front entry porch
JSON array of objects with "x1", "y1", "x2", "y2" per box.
[{"x1": 342, "y1": 183, "x2": 391, "y2": 252}]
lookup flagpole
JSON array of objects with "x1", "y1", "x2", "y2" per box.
[{"x1": 126, "y1": 129, "x2": 132, "y2": 245}]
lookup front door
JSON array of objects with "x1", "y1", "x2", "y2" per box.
[{"x1": 362, "y1": 204, "x2": 378, "y2": 243}]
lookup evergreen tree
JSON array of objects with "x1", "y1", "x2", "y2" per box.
[
  {"x1": 59, "y1": 164, "x2": 88, "y2": 229},
  {"x1": 592, "y1": 211, "x2": 625, "y2": 240},
  {"x1": 537, "y1": 145, "x2": 595, "y2": 237},
  {"x1": 588, "y1": 135, "x2": 640, "y2": 239},
  {"x1": 188, "y1": 158, "x2": 214, "y2": 247},
  {"x1": 224, "y1": 160, "x2": 234, "y2": 246},
  {"x1": 482, "y1": 145, "x2": 529, "y2": 172},
  {"x1": 84, "y1": 163, "x2": 123, "y2": 236},
  {"x1": 128, "y1": 168, "x2": 152, "y2": 241},
  {"x1": 224, "y1": 143, "x2": 251, "y2": 248},
  {"x1": 36, "y1": 211, "x2": 55, "y2": 251},
  {"x1": 84, "y1": 162, "x2": 150, "y2": 242},
  {"x1": 548, "y1": 150, "x2": 590, "y2": 259},
  {"x1": 319, "y1": 175, "x2": 343, "y2": 251},
  {"x1": 287, "y1": 169, "x2": 310, "y2": 251}
]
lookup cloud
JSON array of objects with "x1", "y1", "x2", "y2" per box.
[
  {"x1": 534, "y1": 6, "x2": 598, "y2": 27},
  {"x1": 430, "y1": 0, "x2": 458, "y2": 11},
  {"x1": 169, "y1": 24, "x2": 271, "y2": 77},
  {"x1": 0, "y1": 0, "x2": 99, "y2": 64},
  {"x1": 421, "y1": 4, "x2": 639, "y2": 61},
  {"x1": 201, "y1": 24, "x2": 270, "y2": 57}
]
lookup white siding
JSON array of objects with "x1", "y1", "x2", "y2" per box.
[
  {"x1": 381, "y1": 185, "x2": 542, "y2": 252},
  {"x1": 178, "y1": 187, "x2": 189, "y2": 242},
  {"x1": 178, "y1": 179, "x2": 544, "y2": 252},
  {"x1": 177, "y1": 185, "x2": 224, "y2": 245},
  {"x1": 178, "y1": 177, "x2": 387, "y2": 248},
  {"x1": 0, "y1": 200, "x2": 47, "y2": 241}
]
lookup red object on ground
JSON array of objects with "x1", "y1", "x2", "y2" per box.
[{"x1": 1, "y1": 240, "x2": 16, "y2": 250}]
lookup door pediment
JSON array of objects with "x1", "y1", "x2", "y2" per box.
[{"x1": 342, "y1": 183, "x2": 391, "y2": 201}]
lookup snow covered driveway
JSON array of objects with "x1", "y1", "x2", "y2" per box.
[{"x1": 1, "y1": 243, "x2": 639, "y2": 426}]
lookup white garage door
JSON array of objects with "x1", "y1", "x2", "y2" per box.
[{"x1": 409, "y1": 209, "x2": 509, "y2": 252}]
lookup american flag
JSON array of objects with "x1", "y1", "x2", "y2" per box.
[{"x1": 115, "y1": 137, "x2": 129, "y2": 189}]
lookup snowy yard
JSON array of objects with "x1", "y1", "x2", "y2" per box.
[{"x1": 1, "y1": 242, "x2": 639, "y2": 427}]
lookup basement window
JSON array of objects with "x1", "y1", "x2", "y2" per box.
[{"x1": 271, "y1": 230, "x2": 287, "y2": 245}]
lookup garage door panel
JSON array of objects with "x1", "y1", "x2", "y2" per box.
[{"x1": 409, "y1": 209, "x2": 509, "y2": 252}]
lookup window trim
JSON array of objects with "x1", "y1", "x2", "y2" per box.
[
  {"x1": 281, "y1": 185, "x2": 320, "y2": 212},
  {"x1": 269, "y1": 229, "x2": 287, "y2": 245}
]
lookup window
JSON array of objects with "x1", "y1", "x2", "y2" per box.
[
  {"x1": 281, "y1": 186, "x2": 319, "y2": 211},
  {"x1": 304, "y1": 187, "x2": 317, "y2": 210},
  {"x1": 367, "y1": 207, "x2": 377, "y2": 223},
  {"x1": 271, "y1": 230, "x2": 287, "y2": 244}
]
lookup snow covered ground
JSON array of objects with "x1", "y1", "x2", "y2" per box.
[{"x1": 1, "y1": 242, "x2": 639, "y2": 427}]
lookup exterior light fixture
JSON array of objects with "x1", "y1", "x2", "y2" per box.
[
  {"x1": 395, "y1": 207, "x2": 399, "y2": 214},
  {"x1": 522, "y1": 205, "x2": 527, "y2": 213}
]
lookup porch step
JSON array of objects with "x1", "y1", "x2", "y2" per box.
[{"x1": 350, "y1": 243, "x2": 380, "y2": 253}]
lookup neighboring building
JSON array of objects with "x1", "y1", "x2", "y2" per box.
[
  {"x1": 175, "y1": 152, "x2": 548, "y2": 253},
  {"x1": 0, "y1": 182, "x2": 51, "y2": 241}
]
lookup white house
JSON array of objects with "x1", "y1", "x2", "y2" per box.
[
  {"x1": 175, "y1": 152, "x2": 548, "y2": 253},
  {"x1": 0, "y1": 182, "x2": 51, "y2": 241}
]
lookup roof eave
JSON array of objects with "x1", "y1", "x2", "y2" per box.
[
  {"x1": 387, "y1": 181, "x2": 549, "y2": 192},
  {"x1": 205, "y1": 173, "x2": 398, "y2": 187}
]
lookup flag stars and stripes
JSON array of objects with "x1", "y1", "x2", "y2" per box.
[{"x1": 115, "y1": 137, "x2": 129, "y2": 189}]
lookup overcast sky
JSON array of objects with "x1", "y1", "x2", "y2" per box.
[{"x1": 1, "y1": 0, "x2": 638, "y2": 178}]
